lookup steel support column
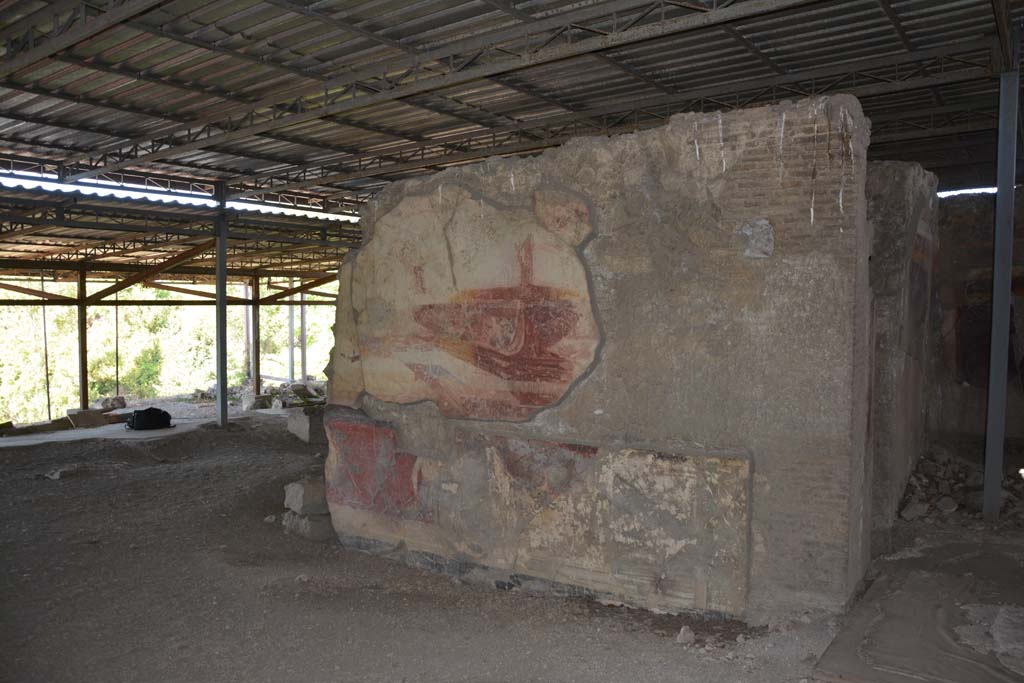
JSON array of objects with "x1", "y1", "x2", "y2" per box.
[
  {"x1": 243, "y1": 284, "x2": 251, "y2": 383},
  {"x1": 77, "y1": 270, "x2": 88, "y2": 410},
  {"x1": 214, "y1": 183, "x2": 229, "y2": 427},
  {"x1": 251, "y1": 275, "x2": 261, "y2": 395},
  {"x1": 288, "y1": 278, "x2": 295, "y2": 384},
  {"x1": 983, "y1": 27, "x2": 1020, "y2": 520}
]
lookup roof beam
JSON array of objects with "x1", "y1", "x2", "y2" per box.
[
  {"x1": 267, "y1": 283, "x2": 336, "y2": 298},
  {"x1": 874, "y1": 0, "x2": 944, "y2": 106},
  {"x1": 483, "y1": 0, "x2": 676, "y2": 94},
  {"x1": 56, "y1": 3, "x2": 635, "y2": 170},
  {"x1": 85, "y1": 239, "x2": 217, "y2": 302},
  {"x1": 0, "y1": 256, "x2": 332, "y2": 279},
  {"x1": 0, "y1": 0, "x2": 167, "y2": 79},
  {"x1": 0, "y1": 2, "x2": 81, "y2": 43},
  {"x1": 0, "y1": 213, "x2": 214, "y2": 239},
  {"x1": 875, "y1": 0, "x2": 914, "y2": 51},
  {"x1": 868, "y1": 103, "x2": 999, "y2": 123},
  {"x1": 872, "y1": 121, "x2": 1002, "y2": 144},
  {"x1": 294, "y1": 65, "x2": 982, "y2": 194},
  {"x1": 991, "y1": 0, "x2": 1015, "y2": 71},
  {"x1": 0, "y1": 124, "x2": 271, "y2": 187},
  {"x1": 260, "y1": 274, "x2": 336, "y2": 304},
  {"x1": 261, "y1": 0, "x2": 409, "y2": 51},
  {"x1": 720, "y1": 25, "x2": 785, "y2": 75},
  {"x1": 0, "y1": 298, "x2": 338, "y2": 306},
  {"x1": 228, "y1": 42, "x2": 990, "y2": 197},
  {"x1": 0, "y1": 79, "x2": 345, "y2": 171},
  {"x1": 142, "y1": 280, "x2": 247, "y2": 302},
  {"x1": 115, "y1": 10, "x2": 521, "y2": 148},
  {"x1": 0, "y1": 280, "x2": 74, "y2": 300},
  {"x1": 0, "y1": 212, "x2": 358, "y2": 252},
  {"x1": 65, "y1": 0, "x2": 824, "y2": 181},
  {"x1": 30, "y1": 231, "x2": 198, "y2": 262}
]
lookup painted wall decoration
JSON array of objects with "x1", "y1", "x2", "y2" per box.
[
  {"x1": 324, "y1": 411, "x2": 428, "y2": 521},
  {"x1": 323, "y1": 407, "x2": 752, "y2": 615},
  {"x1": 330, "y1": 185, "x2": 600, "y2": 421},
  {"x1": 324, "y1": 96, "x2": 876, "y2": 617}
]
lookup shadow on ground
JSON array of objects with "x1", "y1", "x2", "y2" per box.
[{"x1": 0, "y1": 416, "x2": 836, "y2": 682}]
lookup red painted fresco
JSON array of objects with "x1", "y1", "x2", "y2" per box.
[
  {"x1": 455, "y1": 430, "x2": 597, "y2": 506},
  {"x1": 324, "y1": 417, "x2": 427, "y2": 520},
  {"x1": 405, "y1": 363, "x2": 542, "y2": 420},
  {"x1": 412, "y1": 238, "x2": 581, "y2": 386}
]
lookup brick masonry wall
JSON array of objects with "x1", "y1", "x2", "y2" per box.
[
  {"x1": 866, "y1": 161, "x2": 938, "y2": 556},
  {"x1": 326, "y1": 95, "x2": 873, "y2": 621},
  {"x1": 928, "y1": 192, "x2": 1024, "y2": 440}
]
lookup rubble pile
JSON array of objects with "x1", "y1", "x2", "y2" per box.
[
  {"x1": 191, "y1": 385, "x2": 243, "y2": 402},
  {"x1": 89, "y1": 396, "x2": 127, "y2": 411},
  {"x1": 899, "y1": 447, "x2": 1024, "y2": 524},
  {"x1": 237, "y1": 380, "x2": 327, "y2": 411}
]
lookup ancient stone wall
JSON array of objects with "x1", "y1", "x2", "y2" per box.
[
  {"x1": 325, "y1": 95, "x2": 872, "y2": 620},
  {"x1": 927, "y1": 192, "x2": 1024, "y2": 440},
  {"x1": 865, "y1": 161, "x2": 938, "y2": 556}
]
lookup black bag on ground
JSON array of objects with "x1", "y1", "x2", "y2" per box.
[{"x1": 125, "y1": 408, "x2": 172, "y2": 430}]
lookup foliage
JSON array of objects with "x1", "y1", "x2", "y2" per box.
[
  {"x1": 0, "y1": 279, "x2": 338, "y2": 424},
  {"x1": 88, "y1": 350, "x2": 119, "y2": 398},
  {"x1": 123, "y1": 343, "x2": 163, "y2": 398}
]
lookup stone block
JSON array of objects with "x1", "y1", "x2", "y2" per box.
[
  {"x1": 67, "y1": 408, "x2": 110, "y2": 428},
  {"x1": 243, "y1": 393, "x2": 272, "y2": 410},
  {"x1": 3, "y1": 417, "x2": 73, "y2": 437},
  {"x1": 284, "y1": 477, "x2": 328, "y2": 515},
  {"x1": 281, "y1": 510, "x2": 335, "y2": 542},
  {"x1": 286, "y1": 405, "x2": 326, "y2": 444},
  {"x1": 290, "y1": 383, "x2": 320, "y2": 401},
  {"x1": 89, "y1": 396, "x2": 126, "y2": 412}
]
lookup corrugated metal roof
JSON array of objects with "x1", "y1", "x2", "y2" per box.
[{"x1": 0, "y1": 0, "x2": 1021, "y2": 275}]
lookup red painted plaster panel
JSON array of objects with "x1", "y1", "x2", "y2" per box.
[{"x1": 324, "y1": 416, "x2": 427, "y2": 520}]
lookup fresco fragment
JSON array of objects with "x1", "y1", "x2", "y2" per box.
[{"x1": 340, "y1": 186, "x2": 599, "y2": 421}]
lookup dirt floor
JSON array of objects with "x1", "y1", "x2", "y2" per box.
[
  {"x1": 0, "y1": 415, "x2": 834, "y2": 683},
  {"x1": 817, "y1": 521, "x2": 1024, "y2": 682}
]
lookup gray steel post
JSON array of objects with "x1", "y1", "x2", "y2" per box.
[
  {"x1": 243, "y1": 284, "x2": 251, "y2": 382},
  {"x1": 77, "y1": 270, "x2": 88, "y2": 410},
  {"x1": 252, "y1": 275, "x2": 261, "y2": 394},
  {"x1": 300, "y1": 291, "x2": 307, "y2": 382},
  {"x1": 983, "y1": 28, "x2": 1020, "y2": 520},
  {"x1": 288, "y1": 278, "x2": 295, "y2": 384},
  {"x1": 214, "y1": 183, "x2": 229, "y2": 427}
]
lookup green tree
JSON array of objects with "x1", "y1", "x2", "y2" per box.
[
  {"x1": 88, "y1": 350, "x2": 119, "y2": 398},
  {"x1": 122, "y1": 342, "x2": 163, "y2": 398}
]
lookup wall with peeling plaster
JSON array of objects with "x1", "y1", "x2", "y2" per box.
[
  {"x1": 325, "y1": 95, "x2": 873, "y2": 620},
  {"x1": 866, "y1": 161, "x2": 938, "y2": 557}
]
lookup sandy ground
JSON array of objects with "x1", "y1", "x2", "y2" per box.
[{"x1": 0, "y1": 415, "x2": 833, "y2": 683}]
